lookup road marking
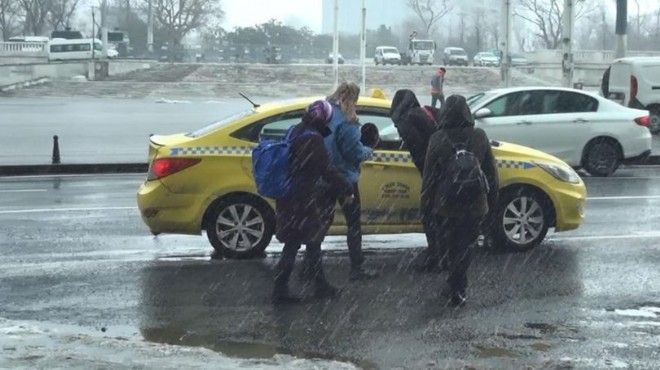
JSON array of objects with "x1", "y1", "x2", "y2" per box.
[
  {"x1": 0, "y1": 189, "x2": 47, "y2": 193},
  {"x1": 548, "y1": 234, "x2": 660, "y2": 242},
  {"x1": 0, "y1": 206, "x2": 137, "y2": 214},
  {"x1": 587, "y1": 195, "x2": 660, "y2": 200}
]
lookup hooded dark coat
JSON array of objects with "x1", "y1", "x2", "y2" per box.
[
  {"x1": 275, "y1": 120, "x2": 353, "y2": 244},
  {"x1": 421, "y1": 95, "x2": 499, "y2": 218},
  {"x1": 390, "y1": 89, "x2": 439, "y2": 173}
]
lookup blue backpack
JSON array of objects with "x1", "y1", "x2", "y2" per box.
[{"x1": 252, "y1": 127, "x2": 317, "y2": 199}]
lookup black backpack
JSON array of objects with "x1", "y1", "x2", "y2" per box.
[{"x1": 436, "y1": 138, "x2": 489, "y2": 206}]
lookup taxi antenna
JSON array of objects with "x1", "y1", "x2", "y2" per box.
[{"x1": 239, "y1": 93, "x2": 260, "y2": 108}]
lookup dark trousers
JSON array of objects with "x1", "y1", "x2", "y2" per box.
[
  {"x1": 274, "y1": 242, "x2": 325, "y2": 289},
  {"x1": 339, "y1": 182, "x2": 363, "y2": 268},
  {"x1": 434, "y1": 215, "x2": 482, "y2": 295},
  {"x1": 431, "y1": 93, "x2": 445, "y2": 108}
]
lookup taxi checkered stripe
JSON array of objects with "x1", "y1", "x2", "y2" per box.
[
  {"x1": 169, "y1": 146, "x2": 535, "y2": 170},
  {"x1": 372, "y1": 152, "x2": 410, "y2": 163},
  {"x1": 497, "y1": 159, "x2": 535, "y2": 170},
  {"x1": 170, "y1": 146, "x2": 252, "y2": 156}
]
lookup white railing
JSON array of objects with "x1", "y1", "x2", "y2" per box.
[
  {"x1": 527, "y1": 49, "x2": 660, "y2": 64},
  {"x1": 0, "y1": 42, "x2": 48, "y2": 57}
]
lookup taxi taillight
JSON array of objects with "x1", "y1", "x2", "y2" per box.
[{"x1": 148, "y1": 158, "x2": 201, "y2": 180}]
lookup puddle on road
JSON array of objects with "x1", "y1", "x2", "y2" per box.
[
  {"x1": 142, "y1": 327, "x2": 377, "y2": 369},
  {"x1": 475, "y1": 345, "x2": 519, "y2": 359}
]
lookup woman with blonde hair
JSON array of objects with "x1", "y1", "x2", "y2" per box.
[{"x1": 307, "y1": 82, "x2": 380, "y2": 281}]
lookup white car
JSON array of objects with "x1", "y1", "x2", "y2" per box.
[
  {"x1": 468, "y1": 87, "x2": 652, "y2": 176},
  {"x1": 474, "y1": 52, "x2": 500, "y2": 67},
  {"x1": 374, "y1": 46, "x2": 401, "y2": 65}
]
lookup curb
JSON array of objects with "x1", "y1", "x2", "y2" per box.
[
  {"x1": 0, "y1": 77, "x2": 50, "y2": 92},
  {"x1": 1, "y1": 156, "x2": 659, "y2": 177},
  {"x1": 0, "y1": 163, "x2": 148, "y2": 177}
]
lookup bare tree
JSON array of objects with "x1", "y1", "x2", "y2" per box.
[
  {"x1": 19, "y1": 0, "x2": 50, "y2": 36},
  {"x1": 406, "y1": 0, "x2": 452, "y2": 37},
  {"x1": 152, "y1": 0, "x2": 224, "y2": 46},
  {"x1": 0, "y1": 0, "x2": 21, "y2": 40},
  {"x1": 48, "y1": 0, "x2": 80, "y2": 31},
  {"x1": 515, "y1": 0, "x2": 596, "y2": 49}
]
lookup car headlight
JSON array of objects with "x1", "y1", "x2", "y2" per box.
[{"x1": 533, "y1": 161, "x2": 581, "y2": 184}]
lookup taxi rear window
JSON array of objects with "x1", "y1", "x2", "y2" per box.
[{"x1": 187, "y1": 109, "x2": 255, "y2": 138}]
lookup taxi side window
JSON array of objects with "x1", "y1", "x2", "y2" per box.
[
  {"x1": 356, "y1": 108, "x2": 403, "y2": 151},
  {"x1": 230, "y1": 110, "x2": 304, "y2": 142}
]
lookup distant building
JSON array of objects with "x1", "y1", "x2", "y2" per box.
[{"x1": 321, "y1": 0, "x2": 410, "y2": 34}]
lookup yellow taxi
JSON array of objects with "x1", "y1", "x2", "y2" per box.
[{"x1": 137, "y1": 90, "x2": 587, "y2": 258}]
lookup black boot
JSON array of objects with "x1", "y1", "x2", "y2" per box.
[
  {"x1": 272, "y1": 243, "x2": 302, "y2": 305},
  {"x1": 272, "y1": 283, "x2": 302, "y2": 304}
]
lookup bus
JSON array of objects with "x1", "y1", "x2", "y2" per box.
[{"x1": 48, "y1": 38, "x2": 117, "y2": 61}]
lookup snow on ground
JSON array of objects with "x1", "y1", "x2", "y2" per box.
[{"x1": 0, "y1": 318, "x2": 358, "y2": 370}]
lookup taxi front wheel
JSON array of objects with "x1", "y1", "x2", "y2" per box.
[
  {"x1": 205, "y1": 194, "x2": 275, "y2": 259},
  {"x1": 490, "y1": 188, "x2": 551, "y2": 252}
]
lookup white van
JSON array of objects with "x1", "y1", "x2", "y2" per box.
[
  {"x1": 374, "y1": 46, "x2": 401, "y2": 65},
  {"x1": 48, "y1": 38, "x2": 118, "y2": 61},
  {"x1": 602, "y1": 57, "x2": 660, "y2": 133}
]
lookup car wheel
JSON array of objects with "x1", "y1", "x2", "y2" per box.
[
  {"x1": 491, "y1": 188, "x2": 551, "y2": 252},
  {"x1": 205, "y1": 194, "x2": 275, "y2": 259},
  {"x1": 649, "y1": 106, "x2": 660, "y2": 135},
  {"x1": 581, "y1": 138, "x2": 621, "y2": 177}
]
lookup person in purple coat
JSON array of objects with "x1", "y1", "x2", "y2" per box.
[{"x1": 272, "y1": 100, "x2": 355, "y2": 304}]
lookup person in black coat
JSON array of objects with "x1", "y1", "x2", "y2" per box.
[
  {"x1": 422, "y1": 95, "x2": 499, "y2": 307},
  {"x1": 390, "y1": 89, "x2": 447, "y2": 272},
  {"x1": 273, "y1": 100, "x2": 355, "y2": 304}
]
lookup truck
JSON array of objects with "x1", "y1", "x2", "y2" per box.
[{"x1": 400, "y1": 34, "x2": 436, "y2": 65}]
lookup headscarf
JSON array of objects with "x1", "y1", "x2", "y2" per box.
[
  {"x1": 437, "y1": 94, "x2": 474, "y2": 129},
  {"x1": 303, "y1": 99, "x2": 334, "y2": 128}
]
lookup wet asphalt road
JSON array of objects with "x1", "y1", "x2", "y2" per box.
[{"x1": 1, "y1": 169, "x2": 660, "y2": 369}]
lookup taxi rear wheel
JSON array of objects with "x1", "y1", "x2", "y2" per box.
[
  {"x1": 491, "y1": 188, "x2": 551, "y2": 252},
  {"x1": 205, "y1": 194, "x2": 275, "y2": 259}
]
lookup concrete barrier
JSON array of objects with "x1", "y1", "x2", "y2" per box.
[{"x1": 0, "y1": 59, "x2": 156, "y2": 89}]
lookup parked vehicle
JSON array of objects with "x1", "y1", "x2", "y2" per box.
[
  {"x1": 510, "y1": 53, "x2": 529, "y2": 67},
  {"x1": 400, "y1": 38, "x2": 435, "y2": 65},
  {"x1": 374, "y1": 46, "x2": 401, "y2": 65},
  {"x1": 48, "y1": 38, "x2": 117, "y2": 61},
  {"x1": 137, "y1": 89, "x2": 587, "y2": 257},
  {"x1": 443, "y1": 47, "x2": 469, "y2": 66},
  {"x1": 51, "y1": 28, "x2": 83, "y2": 40},
  {"x1": 468, "y1": 87, "x2": 652, "y2": 176},
  {"x1": 602, "y1": 57, "x2": 660, "y2": 134},
  {"x1": 326, "y1": 52, "x2": 344, "y2": 64},
  {"x1": 8, "y1": 36, "x2": 49, "y2": 43},
  {"x1": 474, "y1": 52, "x2": 500, "y2": 67}
]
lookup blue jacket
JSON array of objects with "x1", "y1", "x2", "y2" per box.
[{"x1": 324, "y1": 103, "x2": 373, "y2": 183}]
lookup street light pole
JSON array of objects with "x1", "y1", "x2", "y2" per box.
[
  {"x1": 147, "y1": 0, "x2": 154, "y2": 54},
  {"x1": 332, "y1": 0, "x2": 339, "y2": 90},
  {"x1": 500, "y1": 0, "x2": 512, "y2": 87},
  {"x1": 615, "y1": 0, "x2": 627, "y2": 59},
  {"x1": 91, "y1": 7, "x2": 96, "y2": 60},
  {"x1": 561, "y1": 0, "x2": 575, "y2": 88},
  {"x1": 360, "y1": 0, "x2": 366, "y2": 93}
]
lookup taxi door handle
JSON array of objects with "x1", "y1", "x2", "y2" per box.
[
  {"x1": 517, "y1": 120, "x2": 533, "y2": 125},
  {"x1": 367, "y1": 163, "x2": 386, "y2": 170},
  {"x1": 573, "y1": 118, "x2": 589, "y2": 123}
]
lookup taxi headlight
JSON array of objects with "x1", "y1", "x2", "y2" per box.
[{"x1": 533, "y1": 161, "x2": 581, "y2": 184}]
